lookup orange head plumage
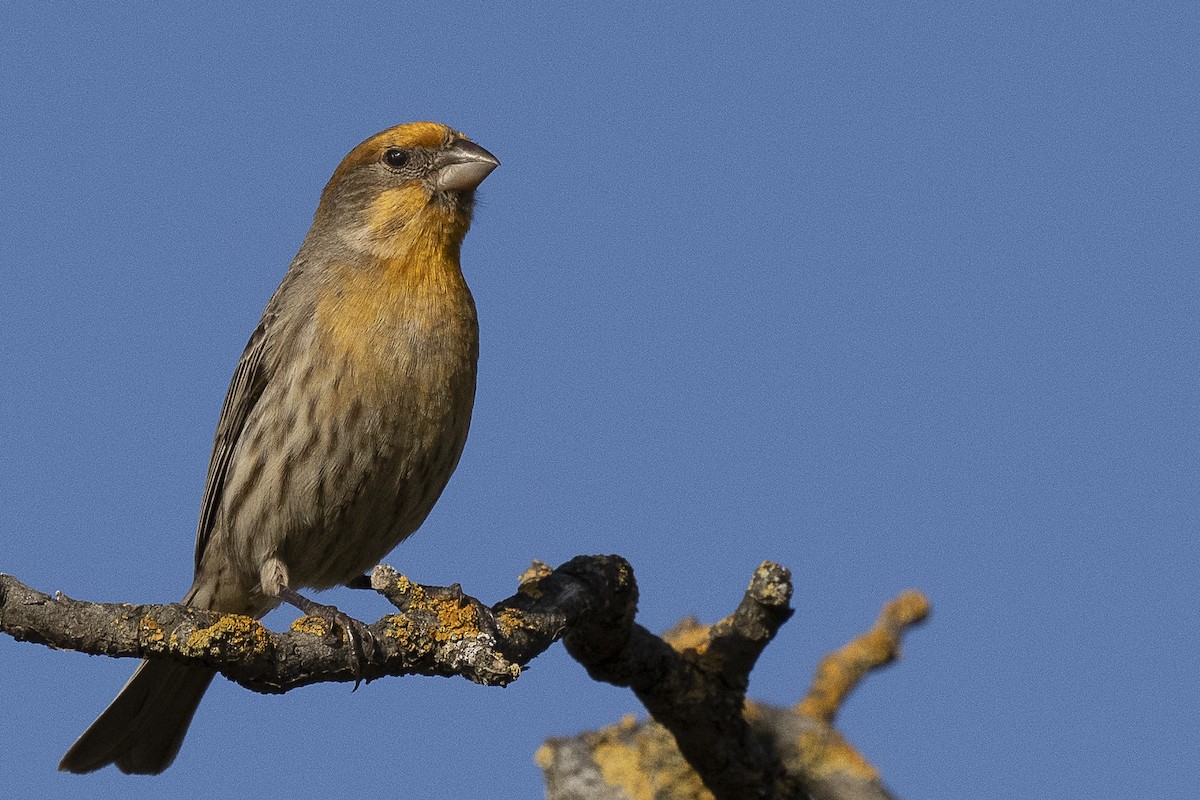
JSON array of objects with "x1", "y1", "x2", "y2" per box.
[{"x1": 312, "y1": 121, "x2": 499, "y2": 260}]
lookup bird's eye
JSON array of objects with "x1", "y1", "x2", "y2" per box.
[{"x1": 383, "y1": 148, "x2": 410, "y2": 169}]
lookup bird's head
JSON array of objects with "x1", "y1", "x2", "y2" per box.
[{"x1": 313, "y1": 122, "x2": 499, "y2": 258}]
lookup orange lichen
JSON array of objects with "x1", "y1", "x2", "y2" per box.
[
  {"x1": 290, "y1": 615, "x2": 332, "y2": 636},
  {"x1": 662, "y1": 616, "x2": 711, "y2": 655},
  {"x1": 586, "y1": 717, "x2": 714, "y2": 800},
  {"x1": 495, "y1": 607, "x2": 527, "y2": 637},
  {"x1": 393, "y1": 574, "x2": 417, "y2": 593},
  {"x1": 377, "y1": 614, "x2": 420, "y2": 652},
  {"x1": 181, "y1": 614, "x2": 271, "y2": 657},
  {"x1": 138, "y1": 617, "x2": 165, "y2": 645},
  {"x1": 431, "y1": 596, "x2": 484, "y2": 641}
]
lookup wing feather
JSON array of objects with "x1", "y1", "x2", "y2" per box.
[{"x1": 193, "y1": 314, "x2": 275, "y2": 572}]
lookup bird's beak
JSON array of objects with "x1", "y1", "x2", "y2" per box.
[{"x1": 433, "y1": 140, "x2": 500, "y2": 192}]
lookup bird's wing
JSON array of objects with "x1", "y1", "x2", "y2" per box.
[{"x1": 193, "y1": 313, "x2": 275, "y2": 573}]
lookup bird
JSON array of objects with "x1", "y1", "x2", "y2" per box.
[{"x1": 59, "y1": 121, "x2": 499, "y2": 774}]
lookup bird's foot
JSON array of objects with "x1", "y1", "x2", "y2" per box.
[{"x1": 278, "y1": 587, "x2": 376, "y2": 690}]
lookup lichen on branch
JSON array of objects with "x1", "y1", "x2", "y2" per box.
[{"x1": 1, "y1": 556, "x2": 928, "y2": 800}]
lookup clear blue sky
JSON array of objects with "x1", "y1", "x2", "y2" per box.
[{"x1": 2, "y1": 4, "x2": 1195, "y2": 798}]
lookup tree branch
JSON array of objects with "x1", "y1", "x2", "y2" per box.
[
  {"x1": 538, "y1": 582, "x2": 930, "y2": 800},
  {"x1": 555, "y1": 562, "x2": 798, "y2": 799},
  {"x1": 1, "y1": 557, "x2": 927, "y2": 800},
  {"x1": 0, "y1": 555, "x2": 634, "y2": 693}
]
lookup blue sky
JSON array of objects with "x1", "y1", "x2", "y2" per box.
[{"x1": 2, "y1": 3, "x2": 1195, "y2": 798}]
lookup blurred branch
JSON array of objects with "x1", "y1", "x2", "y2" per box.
[
  {"x1": 539, "y1": 583, "x2": 930, "y2": 800},
  {"x1": 1, "y1": 557, "x2": 928, "y2": 799}
]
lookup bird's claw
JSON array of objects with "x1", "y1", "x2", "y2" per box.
[
  {"x1": 279, "y1": 587, "x2": 376, "y2": 689},
  {"x1": 324, "y1": 607, "x2": 376, "y2": 691}
]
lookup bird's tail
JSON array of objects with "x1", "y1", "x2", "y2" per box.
[{"x1": 59, "y1": 659, "x2": 215, "y2": 774}]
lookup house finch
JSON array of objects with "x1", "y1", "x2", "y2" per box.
[{"x1": 59, "y1": 121, "x2": 499, "y2": 774}]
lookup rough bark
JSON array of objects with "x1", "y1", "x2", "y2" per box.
[{"x1": 0, "y1": 556, "x2": 928, "y2": 799}]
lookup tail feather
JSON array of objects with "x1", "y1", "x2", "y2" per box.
[{"x1": 59, "y1": 659, "x2": 215, "y2": 774}]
